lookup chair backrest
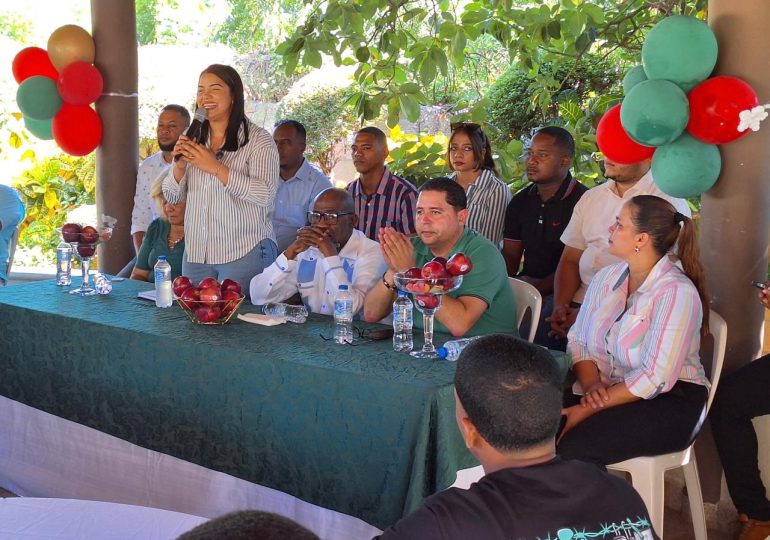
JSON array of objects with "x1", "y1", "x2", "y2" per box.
[
  {"x1": 508, "y1": 277, "x2": 542, "y2": 343},
  {"x1": 704, "y1": 310, "x2": 727, "y2": 413},
  {"x1": 5, "y1": 226, "x2": 19, "y2": 283}
]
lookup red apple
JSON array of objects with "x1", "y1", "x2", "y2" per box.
[
  {"x1": 415, "y1": 295, "x2": 440, "y2": 309},
  {"x1": 431, "y1": 256, "x2": 447, "y2": 268},
  {"x1": 172, "y1": 276, "x2": 193, "y2": 296},
  {"x1": 62, "y1": 223, "x2": 82, "y2": 243},
  {"x1": 221, "y1": 278, "x2": 242, "y2": 295},
  {"x1": 404, "y1": 267, "x2": 422, "y2": 279},
  {"x1": 195, "y1": 305, "x2": 221, "y2": 323},
  {"x1": 221, "y1": 290, "x2": 242, "y2": 316},
  {"x1": 198, "y1": 277, "x2": 220, "y2": 290},
  {"x1": 421, "y1": 260, "x2": 449, "y2": 279},
  {"x1": 79, "y1": 225, "x2": 99, "y2": 244},
  {"x1": 199, "y1": 286, "x2": 222, "y2": 306},
  {"x1": 446, "y1": 252, "x2": 473, "y2": 276},
  {"x1": 76, "y1": 243, "x2": 96, "y2": 257},
  {"x1": 180, "y1": 287, "x2": 200, "y2": 310}
]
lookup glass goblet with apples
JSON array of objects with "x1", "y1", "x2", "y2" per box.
[
  {"x1": 393, "y1": 271, "x2": 463, "y2": 359},
  {"x1": 61, "y1": 223, "x2": 113, "y2": 296}
]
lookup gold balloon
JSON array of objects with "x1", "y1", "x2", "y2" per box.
[{"x1": 47, "y1": 25, "x2": 95, "y2": 71}]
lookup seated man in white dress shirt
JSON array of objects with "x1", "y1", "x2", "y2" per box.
[{"x1": 250, "y1": 188, "x2": 385, "y2": 316}]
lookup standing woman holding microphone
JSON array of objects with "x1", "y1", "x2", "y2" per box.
[{"x1": 163, "y1": 64, "x2": 279, "y2": 294}]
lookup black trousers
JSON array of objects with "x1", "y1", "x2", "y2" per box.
[
  {"x1": 710, "y1": 355, "x2": 770, "y2": 520},
  {"x1": 557, "y1": 380, "x2": 708, "y2": 466}
]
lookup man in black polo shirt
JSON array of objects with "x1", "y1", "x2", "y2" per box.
[{"x1": 503, "y1": 126, "x2": 586, "y2": 349}]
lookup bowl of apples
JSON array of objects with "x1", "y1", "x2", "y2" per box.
[{"x1": 173, "y1": 276, "x2": 245, "y2": 325}]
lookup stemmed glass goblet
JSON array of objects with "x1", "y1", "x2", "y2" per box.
[
  {"x1": 393, "y1": 273, "x2": 463, "y2": 359},
  {"x1": 63, "y1": 226, "x2": 113, "y2": 296}
]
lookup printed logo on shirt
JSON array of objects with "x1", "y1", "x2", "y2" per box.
[{"x1": 546, "y1": 519, "x2": 655, "y2": 539}]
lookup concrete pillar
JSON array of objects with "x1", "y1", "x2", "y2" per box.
[
  {"x1": 91, "y1": 0, "x2": 138, "y2": 274},
  {"x1": 698, "y1": 0, "x2": 770, "y2": 502}
]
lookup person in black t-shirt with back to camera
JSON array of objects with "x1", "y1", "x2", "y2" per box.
[{"x1": 375, "y1": 334, "x2": 657, "y2": 540}]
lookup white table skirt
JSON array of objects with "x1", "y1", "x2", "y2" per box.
[
  {"x1": 0, "y1": 396, "x2": 380, "y2": 540},
  {"x1": 0, "y1": 498, "x2": 207, "y2": 539}
]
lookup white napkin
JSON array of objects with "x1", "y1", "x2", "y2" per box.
[{"x1": 237, "y1": 313, "x2": 287, "y2": 326}]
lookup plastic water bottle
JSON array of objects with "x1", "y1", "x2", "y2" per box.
[
  {"x1": 333, "y1": 284, "x2": 353, "y2": 344},
  {"x1": 392, "y1": 291, "x2": 413, "y2": 352},
  {"x1": 56, "y1": 240, "x2": 72, "y2": 286},
  {"x1": 154, "y1": 256, "x2": 173, "y2": 308},
  {"x1": 262, "y1": 302, "x2": 309, "y2": 323},
  {"x1": 437, "y1": 336, "x2": 481, "y2": 362}
]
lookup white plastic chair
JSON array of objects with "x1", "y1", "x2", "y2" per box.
[
  {"x1": 508, "y1": 277, "x2": 542, "y2": 343},
  {"x1": 606, "y1": 310, "x2": 728, "y2": 539},
  {"x1": 4, "y1": 227, "x2": 19, "y2": 285}
]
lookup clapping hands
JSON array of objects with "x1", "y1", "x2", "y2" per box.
[{"x1": 378, "y1": 227, "x2": 415, "y2": 272}]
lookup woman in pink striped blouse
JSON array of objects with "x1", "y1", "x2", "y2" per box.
[{"x1": 557, "y1": 195, "x2": 710, "y2": 465}]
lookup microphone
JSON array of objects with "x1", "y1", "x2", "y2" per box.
[{"x1": 174, "y1": 107, "x2": 208, "y2": 162}]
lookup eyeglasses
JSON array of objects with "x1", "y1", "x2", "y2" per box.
[
  {"x1": 307, "y1": 211, "x2": 353, "y2": 225},
  {"x1": 319, "y1": 326, "x2": 378, "y2": 346}
]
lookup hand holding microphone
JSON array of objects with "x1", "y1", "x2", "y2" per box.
[{"x1": 174, "y1": 107, "x2": 208, "y2": 162}]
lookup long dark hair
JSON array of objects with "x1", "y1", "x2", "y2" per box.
[
  {"x1": 198, "y1": 64, "x2": 249, "y2": 152},
  {"x1": 447, "y1": 123, "x2": 498, "y2": 176},
  {"x1": 628, "y1": 195, "x2": 709, "y2": 335}
]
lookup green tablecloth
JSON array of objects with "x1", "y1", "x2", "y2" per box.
[{"x1": 0, "y1": 279, "x2": 478, "y2": 529}]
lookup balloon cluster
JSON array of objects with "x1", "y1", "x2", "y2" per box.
[
  {"x1": 596, "y1": 15, "x2": 766, "y2": 198},
  {"x1": 12, "y1": 25, "x2": 103, "y2": 156}
]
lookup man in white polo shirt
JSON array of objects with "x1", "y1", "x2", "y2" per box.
[{"x1": 546, "y1": 157, "x2": 691, "y2": 348}]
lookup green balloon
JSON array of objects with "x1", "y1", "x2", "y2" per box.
[
  {"x1": 623, "y1": 65, "x2": 647, "y2": 94},
  {"x1": 16, "y1": 75, "x2": 62, "y2": 121},
  {"x1": 620, "y1": 79, "x2": 689, "y2": 146},
  {"x1": 642, "y1": 15, "x2": 717, "y2": 92},
  {"x1": 24, "y1": 116, "x2": 53, "y2": 140},
  {"x1": 652, "y1": 133, "x2": 721, "y2": 198}
]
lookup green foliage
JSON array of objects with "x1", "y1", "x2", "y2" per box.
[
  {"x1": 0, "y1": 11, "x2": 31, "y2": 42},
  {"x1": 387, "y1": 126, "x2": 448, "y2": 187},
  {"x1": 136, "y1": 0, "x2": 160, "y2": 45},
  {"x1": 486, "y1": 56, "x2": 621, "y2": 145},
  {"x1": 276, "y1": 83, "x2": 358, "y2": 175},
  {"x1": 12, "y1": 154, "x2": 96, "y2": 261},
  {"x1": 236, "y1": 50, "x2": 309, "y2": 103},
  {"x1": 278, "y1": 0, "x2": 701, "y2": 125},
  {"x1": 213, "y1": 0, "x2": 306, "y2": 52}
]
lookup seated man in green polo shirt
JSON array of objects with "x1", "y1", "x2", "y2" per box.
[{"x1": 364, "y1": 177, "x2": 517, "y2": 337}]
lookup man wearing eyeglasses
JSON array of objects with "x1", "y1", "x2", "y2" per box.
[{"x1": 250, "y1": 188, "x2": 385, "y2": 316}]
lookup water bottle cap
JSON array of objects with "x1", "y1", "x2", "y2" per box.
[
  {"x1": 437, "y1": 347, "x2": 448, "y2": 359},
  {"x1": 157, "y1": 256, "x2": 167, "y2": 261},
  {"x1": 398, "y1": 290, "x2": 408, "y2": 297},
  {"x1": 339, "y1": 285, "x2": 348, "y2": 290}
]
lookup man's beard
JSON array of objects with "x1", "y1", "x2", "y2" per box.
[{"x1": 159, "y1": 141, "x2": 175, "y2": 152}]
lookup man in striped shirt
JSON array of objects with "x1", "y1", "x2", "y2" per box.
[{"x1": 345, "y1": 127, "x2": 418, "y2": 241}]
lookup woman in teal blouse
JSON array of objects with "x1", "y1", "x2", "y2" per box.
[{"x1": 131, "y1": 178, "x2": 186, "y2": 282}]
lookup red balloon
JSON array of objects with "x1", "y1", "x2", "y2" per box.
[
  {"x1": 12, "y1": 47, "x2": 58, "y2": 83},
  {"x1": 687, "y1": 76, "x2": 759, "y2": 145},
  {"x1": 57, "y1": 61, "x2": 103, "y2": 105},
  {"x1": 52, "y1": 104, "x2": 102, "y2": 156},
  {"x1": 596, "y1": 104, "x2": 656, "y2": 164}
]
